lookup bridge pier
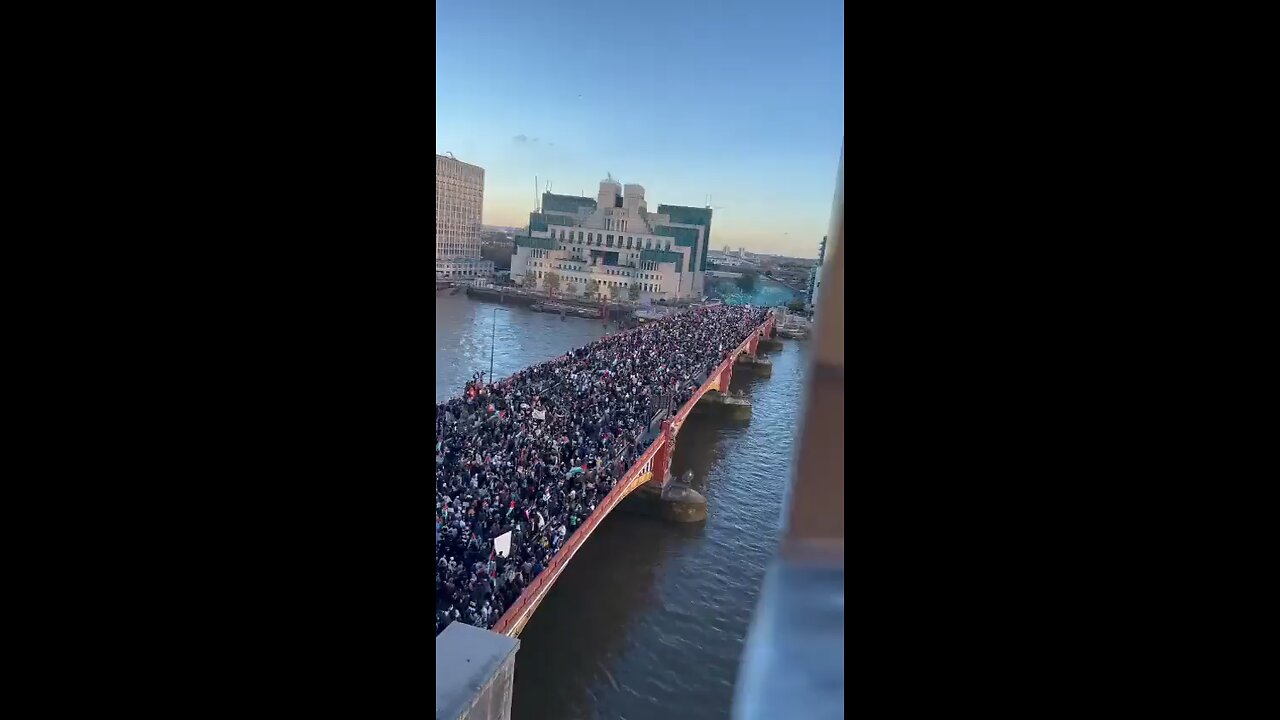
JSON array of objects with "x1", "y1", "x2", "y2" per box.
[
  {"x1": 619, "y1": 418, "x2": 709, "y2": 522},
  {"x1": 693, "y1": 391, "x2": 753, "y2": 420},
  {"x1": 735, "y1": 353, "x2": 773, "y2": 377},
  {"x1": 623, "y1": 470, "x2": 708, "y2": 523},
  {"x1": 758, "y1": 336, "x2": 784, "y2": 353}
]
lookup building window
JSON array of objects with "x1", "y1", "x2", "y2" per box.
[
  {"x1": 578, "y1": 231, "x2": 584, "y2": 241},
  {"x1": 588, "y1": 233, "x2": 593, "y2": 242}
]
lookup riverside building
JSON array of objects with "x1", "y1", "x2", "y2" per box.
[
  {"x1": 510, "y1": 178, "x2": 712, "y2": 301},
  {"x1": 436, "y1": 154, "x2": 486, "y2": 277}
]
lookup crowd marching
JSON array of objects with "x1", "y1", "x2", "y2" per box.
[{"x1": 435, "y1": 304, "x2": 770, "y2": 635}]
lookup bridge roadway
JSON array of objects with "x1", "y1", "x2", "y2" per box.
[{"x1": 489, "y1": 310, "x2": 778, "y2": 637}]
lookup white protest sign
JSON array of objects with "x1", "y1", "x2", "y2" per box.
[{"x1": 493, "y1": 531, "x2": 513, "y2": 558}]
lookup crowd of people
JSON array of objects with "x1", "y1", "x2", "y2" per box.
[{"x1": 435, "y1": 304, "x2": 770, "y2": 635}]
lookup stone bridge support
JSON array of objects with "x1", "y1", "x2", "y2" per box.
[
  {"x1": 735, "y1": 352, "x2": 773, "y2": 377},
  {"x1": 626, "y1": 417, "x2": 708, "y2": 522},
  {"x1": 649, "y1": 418, "x2": 675, "y2": 491},
  {"x1": 718, "y1": 361, "x2": 735, "y2": 394}
]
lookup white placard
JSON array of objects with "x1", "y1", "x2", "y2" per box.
[{"x1": 493, "y1": 530, "x2": 513, "y2": 558}]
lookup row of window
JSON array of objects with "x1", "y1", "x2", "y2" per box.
[
  {"x1": 552, "y1": 228, "x2": 671, "y2": 251},
  {"x1": 435, "y1": 163, "x2": 483, "y2": 181},
  {"x1": 538, "y1": 262, "x2": 659, "y2": 282},
  {"x1": 529, "y1": 271, "x2": 661, "y2": 294}
]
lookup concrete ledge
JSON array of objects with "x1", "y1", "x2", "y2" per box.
[
  {"x1": 735, "y1": 354, "x2": 773, "y2": 377},
  {"x1": 693, "y1": 392, "x2": 752, "y2": 420},
  {"x1": 436, "y1": 622, "x2": 520, "y2": 720},
  {"x1": 618, "y1": 473, "x2": 708, "y2": 523},
  {"x1": 661, "y1": 480, "x2": 708, "y2": 523}
]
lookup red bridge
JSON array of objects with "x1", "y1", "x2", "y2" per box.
[{"x1": 491, "y1": 310, "x2": 778, "y2": 637}]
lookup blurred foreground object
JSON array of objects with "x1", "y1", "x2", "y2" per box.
[
  {"x1": 436, "y1": 622, "x2": 519, "y2": 720},
  {"x1": 733, "y1": 140, "x2": 844, "y2": 720}
]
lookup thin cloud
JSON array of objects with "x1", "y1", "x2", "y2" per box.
[{"x1": 513, "y1": 134, "x2": 528, "y2": 143}]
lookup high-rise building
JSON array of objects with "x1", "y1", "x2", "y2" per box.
[
  {"x1": 510, "y1": 178, "x2": 711, "y2": 301},
  {"x1": 436, "y1": 154, "x2": 484, "y2": 261}
]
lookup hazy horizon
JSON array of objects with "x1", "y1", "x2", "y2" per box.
[{"x1": 437, "y1": 0, "x2": 843, "y2": 258}]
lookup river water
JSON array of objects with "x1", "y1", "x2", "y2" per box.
[
  {"x1": 436, "y1": 291, "x2": 809, "y2": 720},
  {"x1": 706, "y1": 276, "x2": 801, "y2": 308}
]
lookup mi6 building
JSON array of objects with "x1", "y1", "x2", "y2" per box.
[{"x1": 511, "y1": 178, "x2": 712, "y2": 301}]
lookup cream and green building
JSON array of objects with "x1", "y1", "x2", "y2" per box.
[{"x1": 511, "y1": 178, "x2": 713, "y2": 301}]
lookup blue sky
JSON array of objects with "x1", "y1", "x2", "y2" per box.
[{"x1": 437, "y1": 0, "x2": 843, "y2": 258}]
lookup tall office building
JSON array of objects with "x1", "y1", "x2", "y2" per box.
[{"x1": 436, "y1": 154, "x2": 484, "y2": 260}]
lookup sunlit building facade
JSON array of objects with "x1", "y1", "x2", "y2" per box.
[
  {"x1": 436, "y1": 154, "x2": 484, "y2": 262},
  {"x1": 510, "y1": 179, "x2": 712, "y2": 301}
]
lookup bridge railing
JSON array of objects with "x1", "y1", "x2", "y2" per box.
[
  {"x1": 488, "y1": 311, "x2": 775, "y2": 637},
  {"x1": 491, "y1": 435, "x2": 665, "y2": 636}
]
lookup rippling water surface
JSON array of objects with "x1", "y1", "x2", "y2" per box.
[{"x1": 436, "y1": 292, "x2": 809, "y2": 720}]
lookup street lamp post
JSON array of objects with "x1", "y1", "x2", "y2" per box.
[{"x1": 490, "y1": 307, "x2": 510, "y2": 382}]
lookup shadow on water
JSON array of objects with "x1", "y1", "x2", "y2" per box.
[{"x1": 512, "y1": 511, "x2": 703, "y2": 720}]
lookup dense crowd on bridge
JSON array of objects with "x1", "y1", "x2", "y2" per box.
[{"x1": 435, "y1": 304, "x2": 769, "y2": 635}]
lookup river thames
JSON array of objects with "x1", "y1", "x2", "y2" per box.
[{"x1": 436, "y1": 291, "x2": 810, "y2": 720}]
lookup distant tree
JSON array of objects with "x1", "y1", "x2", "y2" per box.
[
  {"x1": 544, "y1": 272, "x2": 561, "y2": 295},
  {"x1": 609, "y1": 285, "x2": 622, "y2": 301},
  {"x1": 585, "y1": 279, "x2": 600, "y2": 298},
  {"x1": 787, "y1": 299, "x2": 806, "y2": 313},
  {"x1": 735, "y1": 270, "x2": 757, "y2": 293},
  {"x1": 628, "y1": 283, "x2": 641, "y2": 302}
]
